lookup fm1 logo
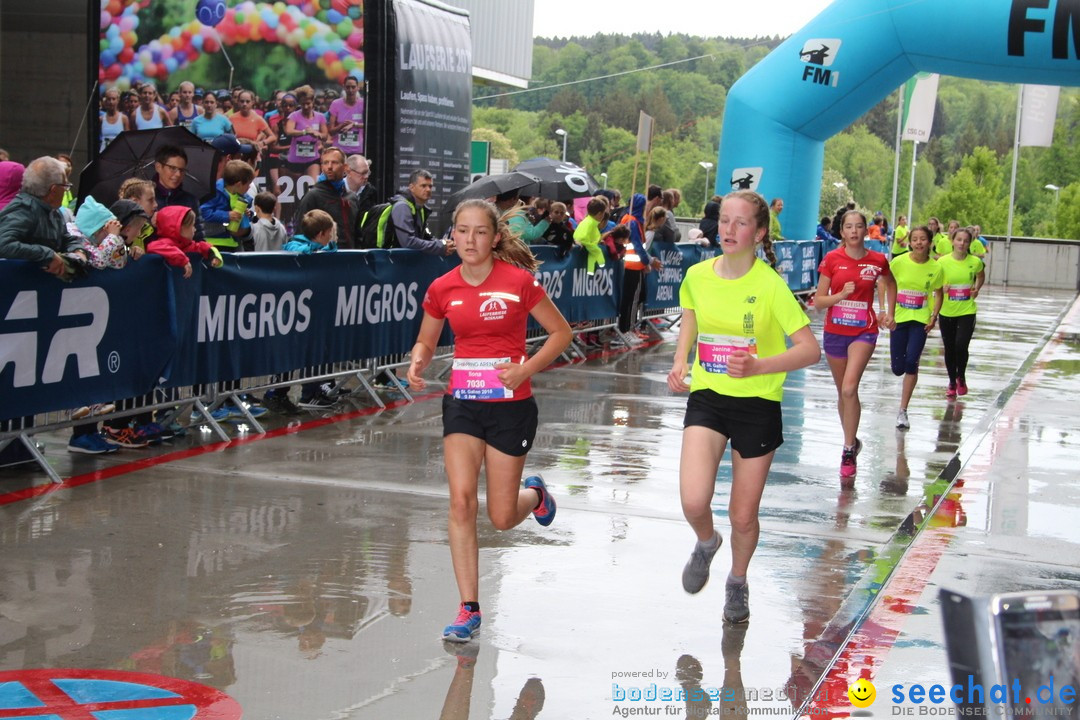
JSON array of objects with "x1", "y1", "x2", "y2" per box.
[
  {"x1": 799, "y1": 38, "x2": 842, "y2": 87},
  {"x1": 1009, "y1": 0, "x2": 1080, "y2": 57}
]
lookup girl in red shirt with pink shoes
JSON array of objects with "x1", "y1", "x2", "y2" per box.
[
  {"x1": 407, "y1": 199, "x2": 572, "y2": 644},
  {"x1": 814, "y1": 210, "x2": 897, "y2": 482}
]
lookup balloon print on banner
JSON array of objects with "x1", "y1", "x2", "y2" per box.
[
  {"x1": 196, "y1": 0, "x2": 227, "y2": 27},
  {"x1": 98, "y1": 0, "x2": 365, "y2": 91}
]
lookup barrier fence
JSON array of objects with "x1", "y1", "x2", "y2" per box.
[{"x1": 0, "y1": 238, "x2": 830, "y2": 480}]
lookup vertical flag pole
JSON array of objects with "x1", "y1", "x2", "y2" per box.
[
  {"x1": 1004, "y1": 85, "x2": 1023, "y2": 288},
  {"x1": 890, "y1": 84, "x2": 904, "y2": 230},
  {"x1": 907, "y1": 142, "x2": 918, "y2": 223}
]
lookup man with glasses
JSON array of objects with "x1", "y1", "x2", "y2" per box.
[
  {"x1": 345, "y1": 154, "x2": 378, "y2": 236},
  {"x1": 153, "y1": 146, "x2": 205, "y2": 242},
  {"x1": 0, "y1": 156, "x2": 85, "y2": 278}
]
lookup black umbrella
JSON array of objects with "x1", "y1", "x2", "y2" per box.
[
  {"x1": 512, "y1": 157, "x2": 601, "y2": 202},
  {"x1": 431, "y1": 170, "x2": 542, "y2": 236},
  {"x1": 78, "y1": 127, "x2": 222, "y2": 207}
]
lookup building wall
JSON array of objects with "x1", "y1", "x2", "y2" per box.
[
  {"x1": 0, "y1": 1, "x2": 89, "y2": 170},
  {"x1": 446, "y1": 0, "x2": 533, "y2": 88}
]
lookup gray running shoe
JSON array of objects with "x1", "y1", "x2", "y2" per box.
[
  {"x1": 681, "y1": 533, "x2": 722, "y2": 594},
  {"x1": 723, "y1": 579, "x2": 750, "y2": 623},
  {"x1": 896, "y1": 409, "x2": 910, "y2": 430}
]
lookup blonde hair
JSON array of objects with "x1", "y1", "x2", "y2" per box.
[
  {"x1": 646, "y1": 206, "x2": 667, "y2": 231},
  {"x1": 455, "y1": 199, "x2": 539, "y2": 273},
  {"x1": 119, "y1": 177, "x2": 154, "y2": 200},
  {"x1": 724, "y1": 190, "x2": 777, "y2": 270}
]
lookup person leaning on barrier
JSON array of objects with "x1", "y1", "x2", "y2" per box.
[
  {"x1": 388, "y1": 169, "x2": 453, "y2": 255},
  {"x1": 200, "y1": 159, "x2": 255, "y2": 252},
  {"x1": 0, "y1": 156, "x2": 87, "y2": 280}
]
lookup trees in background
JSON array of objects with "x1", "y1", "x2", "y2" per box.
[{"x1": 473, "y1": 32, "x2": 1078, "y2": 238}]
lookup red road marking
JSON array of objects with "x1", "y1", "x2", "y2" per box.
[{"x1": 0, "y1": 337, "x2": 658, "y2": 507}]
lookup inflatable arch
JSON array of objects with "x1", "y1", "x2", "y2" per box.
[{"x1": 717, "y1": 0, "x2": 1080, "y2": 241}]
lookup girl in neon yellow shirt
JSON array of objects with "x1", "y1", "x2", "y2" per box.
[
  {"x1": 888, "y1": 226, "x2": 944, "y2": 430},
  {"x1": 667, "y1": 190, "x2": 820, "y2": 624},
  {"x1": 937, "y1": 227, "x2": 985, "y2": 398}
]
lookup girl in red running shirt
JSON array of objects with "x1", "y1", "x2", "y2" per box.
[
  {"x1": 407, "y1": 199, "x2": 572, "y2": 644},
  {"x1": 814, "y1": 210, "x2": 897, "y2": 482}
]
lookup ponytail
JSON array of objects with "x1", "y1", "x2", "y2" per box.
[
  {"x1": 494, "y1": 214, "x2": 540, "y2": 272},
  {"x1": 760, "y1": 234, "x2": 778, "y2": 271}
]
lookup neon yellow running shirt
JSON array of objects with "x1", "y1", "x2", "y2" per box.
[
  {"x1": 679, "y1": 257, "x2": 809, "y2": 402},
  {"x1": 889, "y1": 253, "x2": 944, "y2": 325},
  {"x1": 938, "y1": 254, "x2": 984, "y2": 317}
]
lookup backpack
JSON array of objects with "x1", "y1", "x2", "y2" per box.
[
  {"x1": 357, "y1": 198, "x2": 427, "y2": 249},
  {"x1": 356, "y1": 202, "x2": 395, "y2": 249}
]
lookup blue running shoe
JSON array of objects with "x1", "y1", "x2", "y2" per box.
[
  {"x1": 442, "y1": 603, "x2": 481, "y2": 643},
  {"x1": 524, "y1": 475, "x2": 556, "y2": 527},
  {"x1": 226, "y1": 403, "x2": 268, "y2": 420},
  {"x1": 190, "y1": 407, "x2": 232, "y2": 423},
  {"x1": 67, "y1": 433, "x2": 119, "y2": 455}
]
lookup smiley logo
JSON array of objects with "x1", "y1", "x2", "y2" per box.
[{"x1": 848, "y1": 678, "x2": 876, "y2": 708}]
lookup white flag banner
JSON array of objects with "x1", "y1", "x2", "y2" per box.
[
  {"x1": 636, "y1": 111, "x2": 654, "y2": 153},
  {"x1": 901, "y1": 73, "x2": 939, "y2": 143},
  {"x1": 1019, "y1": 84, "x2": 1060, "y2": 148}
]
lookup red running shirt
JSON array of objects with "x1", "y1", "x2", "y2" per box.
[
  {"x1": 818, "y1": 247, "x2": 892, "y2": 336},
  {"x1": 423, "y1": 260, "x2": 547, "y2": 401}
]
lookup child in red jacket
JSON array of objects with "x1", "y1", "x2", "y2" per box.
[{"x1": 147, "y1": 205, "x2": 222, "y2": 278}]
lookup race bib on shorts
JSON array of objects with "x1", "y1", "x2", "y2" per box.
[
  {"x1": 832, "y1": 299, "x2": 870, "y2": 328},
  {"x1": 897, "y1": 289, "x2": 927, "y2": 309},
  {"x1": 451, "y1": 357, "x2": 513, "y2": 400},
  {"x1": 295, "y1": 140, "x2": 317, "y2": 158},
  {"x1": 338, "y1": 129, "x2": 360, "y2": 147},
  {"x1": 697, "y1": 334, "x2": 757, "y2": 374},
  {"x1": 946, "y1": 284, "x2": 972, "y2": 302}
]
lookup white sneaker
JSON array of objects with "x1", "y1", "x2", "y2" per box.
[{"x1": 896, "y1": 408, "x2": 910, "y2": 430}]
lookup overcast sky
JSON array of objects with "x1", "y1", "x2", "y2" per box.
[{"x1": 532, "y1": 0, "x2": 837, "y2": 40}]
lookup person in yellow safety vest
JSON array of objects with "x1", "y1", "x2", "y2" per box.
[{"x1": 200, "y1": 159, "x2": 255, "y2": 252}]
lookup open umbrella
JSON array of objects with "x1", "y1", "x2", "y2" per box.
[
  {"x1": 512, "y1": 157, "x2": 600, "y2": 202},
  {"x1": 78, "y1": 127, "x2": 222, "y2": 207},
  {"x1": 431, "y1": 170, "x2": 542, "y2": 236}
]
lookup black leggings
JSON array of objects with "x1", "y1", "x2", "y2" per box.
[
  {"x1": 939, "y1": 314, "x2": 976, "y2": 383},
  {"x1": 619, "y1": 268, "x2": 644, "y2": 333}
]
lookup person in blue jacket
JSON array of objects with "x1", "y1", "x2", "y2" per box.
[
  {"x1": 284, "y1": 209, "x2": 338, "y2": 254},
  {"x1": 199, "y1": 160, "x2": 255, "y2": 252}
]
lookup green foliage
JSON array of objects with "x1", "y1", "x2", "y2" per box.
[
  {"x1": 1054, "y1": 183, "x2": 1080, "y2": 241},
  {"x1": 471, "y1": 127, "x2": 518, "y2": 168},
  {"x1": 824, "y1": 126, "x2": 893, "y2": 213},
  {"x1": 475, "y1": 32, "x2": 1079, "y2": 236},
  {"x1": 819, "y1": 168, "x2": 849, "y2": 220}
]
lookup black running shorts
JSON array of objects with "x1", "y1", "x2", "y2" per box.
[
  {"x1": 442, "y1": 395, "x2": 539, "y2": 457},
  {"x1": 683, "y1": 389, "x2": 783, "y2": 459}
]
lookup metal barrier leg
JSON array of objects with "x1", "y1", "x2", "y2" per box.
[
  {"x1": 191, "y1": 399, "x2": 231, "y2": 443},
  {"x1": 18, "y1": 433, "x2": 63, "y2": 484},
  {"x1": 354, "y1": 373, "x2": 387, "y2": 409},
  {"x1": 223, "y1": 392, "x2": 266, "y2": 435},
  {"x1": 379, "y1": 373, "x2": 413, "y2": 403}
]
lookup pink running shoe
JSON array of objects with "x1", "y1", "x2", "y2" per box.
[
  {"x1": 946, "y1": 383, "x2": 957, "y2": 399},
  {"x1": 956, "y1": 380, "x2": 968, "y2": 396},
  {"x1": 839, "y1": 438, "x2": 862, "y2": 479}
]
